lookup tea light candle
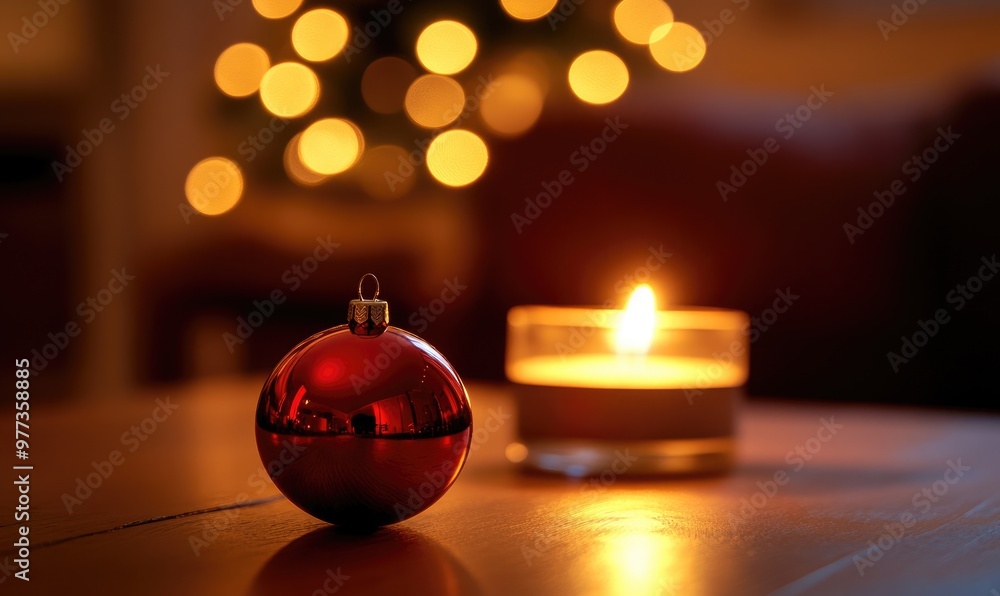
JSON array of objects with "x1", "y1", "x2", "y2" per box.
[{"x1": 505, "y1": 286, "x2": 749, "y2": 476}]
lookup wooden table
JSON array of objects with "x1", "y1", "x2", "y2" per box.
[{"x1": 3, "y1": 378, "x2": 999, "y2": 595}]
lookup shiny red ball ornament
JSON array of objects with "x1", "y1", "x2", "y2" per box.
[{"x1": 255, "y1": 274, "x2": 473, "y2": 527}]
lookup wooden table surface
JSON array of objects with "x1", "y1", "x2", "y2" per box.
[{"x1": 2, "y1": 378, "x2": 999, "y2": 595}]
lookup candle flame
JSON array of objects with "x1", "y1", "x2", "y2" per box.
[{"x1": 615, "y1": 284, "x2": 655, "y2": 355}]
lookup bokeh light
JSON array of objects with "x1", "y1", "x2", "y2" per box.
[
  {"x1": 404, "y1": 75, "x2": 465, "y2": 129},
  {"x1": 415, "y1": 21, "x2": 478, "y2": 75},
  {"x1": 426, "y1": 130, "x2": 488, "y2": 187},
  {"x1": 568, "y1": 50, "x2": 629, "y2": 105},
  {"x1": 613, "y1": 0, "x2": 674, "y2": 45},
  {"x1": 504, "y1": 50, "x2": 556, "y2": 96},
  {"x1": 185, "y1": 157, "x2": 244, "y2": 216},
  {"x1": 357, "y1": 145, "x2": 416, "y2": 200},
  {"x1": 252, "y1": 0, "x2": 302, "y2": 19},
  {"x1": 299, "y1": 118, "x2": 364, "y2": 175},
  {"x1": 649, "y1": 22, "x2": 707, "y2": 72},
  {"x1": 284, "y1": 134, "x2": 328, "y2": 186},
  {"x1": 259, "y1": 62, "x2": 320, "y2": 118},
  {"x1": 480, "y1": 73, "x2": 544, "y2": 137},
  {"x1": 500, "y1": 0, "x2": 558, "y2": 20},
  {"x1": 292, "y1": 9, "x2": 349, "y2": 62},
  {"x1": 227, "y1": 0, "x2": 699, "y2": 196},
  {"x1": 214, "y1": 43, "x2": 271, "y2": 98},
  {"x1": 361, "y1": 57, "x2": 418, "y2": 115},
  {"x1": 614, "y1": 0, "x2": 674, "y2": 45}
]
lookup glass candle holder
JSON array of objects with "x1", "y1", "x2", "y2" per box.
[{"x1": 505, "y1": 305, "x2": 749, "y2": 476}]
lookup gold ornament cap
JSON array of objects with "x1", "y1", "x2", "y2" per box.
[{"x1": 348, "y1": 273, "x2": 389, "y2": 337}]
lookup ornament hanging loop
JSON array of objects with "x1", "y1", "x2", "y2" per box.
[
  {"x1": 348, "y1": 274, "x2": 389, "y2": 337},
  {"x1": 358, "y1": 273, "x2": 380, "y2": 301}
]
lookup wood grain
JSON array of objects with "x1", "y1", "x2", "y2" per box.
[{"x1": 2, "y1": 378, "x2": 998, "y2": 595}]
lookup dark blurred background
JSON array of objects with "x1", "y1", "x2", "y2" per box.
[{"x1": 1, "y1": 0, "x2": 997, "y2": 407}]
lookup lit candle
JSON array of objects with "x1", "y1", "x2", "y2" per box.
[{"x1": 506, "y1": 285, "x2": 749, "y2": 476}]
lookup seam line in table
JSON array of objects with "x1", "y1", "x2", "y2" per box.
[{"x1": 0, "y1": 495, "x2": 285, "y2": 556}]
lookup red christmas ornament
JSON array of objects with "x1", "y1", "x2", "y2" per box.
[{"x1": 255, "y1": 274, "x2": 473, "y2": 527}]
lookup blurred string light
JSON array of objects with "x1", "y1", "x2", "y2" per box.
[
  {"x1": 185, "y1": 157, "x2": 244, "y2": 215},
  {"x1": 404, "y1": 75, "x2": 466, "y2": 128},
  {"x1": 291, "y1": 9, "x2": 349, "y2": 62},
  {"x1": 500, "y1": 0, "x2": 558, "y2": 21},
  {"x1": 415, "y1": 21, "x2": 478, "y2": 75},
  {"x1": 613, "y1": 0, "x2": 674, "y2": 45},
  {"x1": 480, "y1": 74, "x2": 545, "y2": 137},
  {"x1": 569, "y1": 51, "x2": 630, "y2": 105},
  {"x1": 284, "y1": 133, "x2": 327, "y2": 187},
  {"x1": 214, "y1": 43, "x2": 270, "y2": 98},
  {"x1": 299, "y1": 118, "x2": 364, "y2": 175},
  {"x1": 259, "y1": 62, "x2": 320, "y2": 118},
  {"x1": 649, "y1": 22, "x2": 707, "y2": 72},
  {"x1": 252, "y1": 0, "x2": 302, "y2": 19},
  {"x1": 190, "y1": 0, "x2": 704, "y2": 211},
  {"x1": 427, "y1": 130, "x2": 489, "y2": 187}
]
